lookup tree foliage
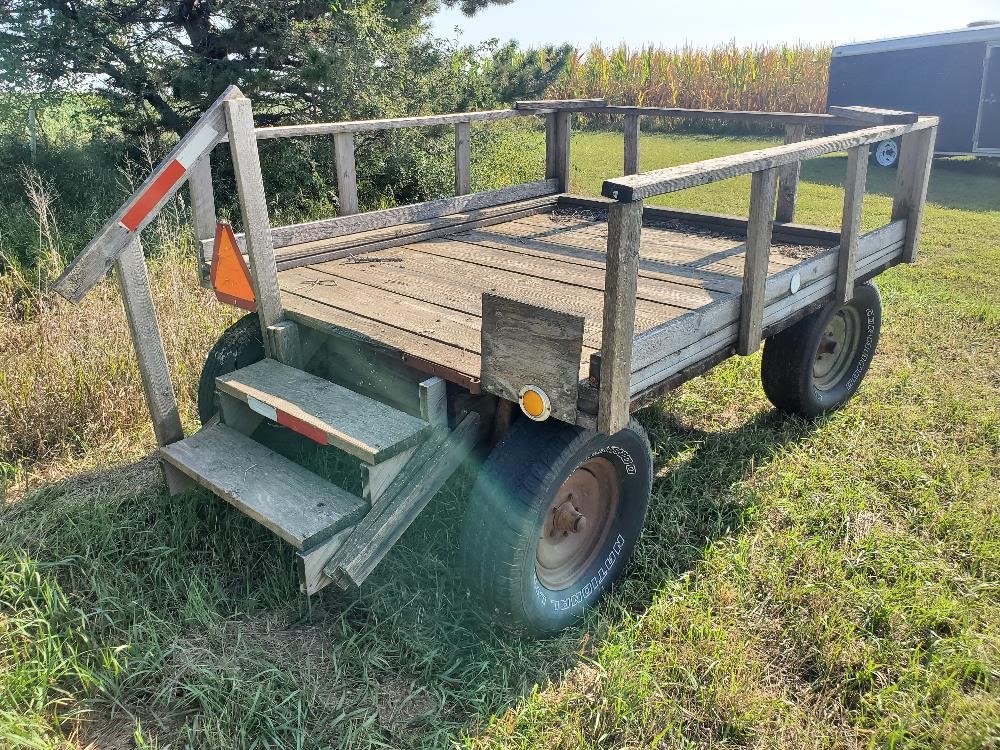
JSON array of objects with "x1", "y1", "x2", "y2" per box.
[{"x1": 0, "y1": 0, "x2": 562, "y2": 132}]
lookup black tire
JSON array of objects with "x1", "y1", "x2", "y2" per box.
[
  {"x1": 761, "y1": 281, "x2": 882, "y2": 418},
  {"x1": 197, "y1": 313, "x2": 265, "y2": 424},
  {"x1": 460, "y1": 417, "x2": 653, "y2": 635},
  {"x1": 871, "y1": 138, "x2": 901, "y2": 168}
]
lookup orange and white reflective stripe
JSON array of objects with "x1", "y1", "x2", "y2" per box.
[
  {"x1": 245, "y1": 396, "x2": 329, "y2": 446},
  {"x1": 119, "y1": 126, "x2": 219, "y2": 232}
]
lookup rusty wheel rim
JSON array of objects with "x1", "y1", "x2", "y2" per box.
[
  {"x1": 535, "y1": 457, "x2": 620, "y2": 590},
  {"x1": 813, "y1": 306, "x2": 861, "y2": 391}
]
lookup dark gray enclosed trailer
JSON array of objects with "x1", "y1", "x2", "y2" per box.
[{"x1": 829, "y1": 23, "x2": 1000, "y2": 165}]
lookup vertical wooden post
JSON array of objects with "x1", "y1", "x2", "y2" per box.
[
  {"x1": 455, "y1": 121, "x2": 472, "y2": 195},
  {"x1": 187, "y1": 154, "x2": 216, "y2": 287},
  {"x1": 598, "y1": 199, "x2": 643, "y2": 435},
  {"x1": 333, "y1": 131, "x2": 359, "y2": 216},
  {"x1": 544, "y1": 113, "x2": 558, "y2": 180},
  {"x1": 115, "y1": 238, "x2": 191, "y2": 495},
  {"x1": 891, "y1": 125, "x2": 937, "y2": 263},
  {"x1": 737, "y1": 168, "x2": 779, "y2": 356},
  {"x1": 775, "y1": 123, "x2": 806, "y2": 223},
  {"x1": 551, "y1": 111, "x2": 572, "y2": 192},
  {"x1": 419, "y1": 377, "x2": 448, "y2": 427},
  {"x1": 267, "y1": 320, "x2": 303, "y2": 369},
  {"x1": 224, "y1": 97, "x2": 284, "y2": 349},
  {"x1": 623, "y1": 113, "x2": 641, "y2": 175},
  {"x1": 836, "y1": 144, "x2": 870, "y2": 303}
]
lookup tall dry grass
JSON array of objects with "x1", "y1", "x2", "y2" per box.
[
  {"x1": 0, "y1": 178, "x2": 236, "y2": 487},
  {"x1": 550, "y1": 43, "x2": 831, "y2": 114}
]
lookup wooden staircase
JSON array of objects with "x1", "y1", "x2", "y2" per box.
[{"x1": 160, "y1": 359, "x2": 480, "y2": 595}]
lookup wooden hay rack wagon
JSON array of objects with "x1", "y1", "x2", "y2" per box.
[{"x1": 52, "y1": 90, "x2": 937, "y2": 633}]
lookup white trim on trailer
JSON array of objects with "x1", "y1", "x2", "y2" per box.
[
  {"x1": 973, "y1": 44, "x2": 1000, "y2": 152},
  {"x1": 833, "y1": 24, "x2": 1000, "y2": 58}
]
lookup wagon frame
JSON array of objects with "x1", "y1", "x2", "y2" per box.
[{"x1": 52, "y1": 91, "x2": 937, "y2": 624}]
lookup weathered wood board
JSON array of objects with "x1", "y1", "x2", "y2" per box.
[
  {"x1": 217, "y1": 359, "x2": 430, "y2": 464},
  {"x1": 277, "y1": 210, "x2": 838, "y2": 397},
  {"x1": 602, "y1": 119, "x2": 936, "y2": 201},
  {"x1": 481, "y1": 294, "x2": 585, "y2": 423},
  {"x1": 161, "y1": 423, "x2": 366, "y2": 549}
]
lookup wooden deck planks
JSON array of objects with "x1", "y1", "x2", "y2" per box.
[
  {"x1": 283, "y1": 292, "x2": 482, "y2": 380},
  {"x1": 271, "y1": 198, "x2": 557, "y2": 269},
  {"x1": 396, "y1": 239, "x2": 720, "y2": 310},
  {"x1": 455, "y1": 227, "x2": 743, "y2": 295},
  {"x1": 277, "y1": 210, "x2": 833, "y2": 389},
  {"x1": 513, "y1": 212, "x2": 801, "y2": 265},
  {"x1": 282, "y1": 262, "x2": 605, "y2": 382},
  {"x1": 281, "y1": 266, "x2": 488, "y2": 352},
  {"x1": 287, "y1": 247, "x2": 680, "y2": 347},
  {"x1": 493, "y1": 215, "x2": 797, "y2": 276}
]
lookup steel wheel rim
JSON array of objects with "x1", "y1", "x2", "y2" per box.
[
  {"x1": 535, "y1": 458, "x2": 620, "y2": 590},
  {"x1": 875, "y1": 140, "x2": 898, "y2": 167},
  {"x1": 813, "y1": 306, "x2": 862, "y2": 390}
]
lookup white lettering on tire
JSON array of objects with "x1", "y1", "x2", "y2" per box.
[
  {"x1": 845, "y1": 307, "x2": 877, "y2": 392},
  {"x1": 587, "y1": 446, "x2": 636, "y2": 476},
  {"x1": 544, "y1": 534, "x2": 626, "y2": 612}
]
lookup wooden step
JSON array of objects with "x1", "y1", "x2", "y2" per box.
[
  {"x1": 322, "y1": 411, "x2": 482, "y2": 592},
  {"x1": 160, "y1": 423, "x2": 367, "y2": 549},
  {"x1": 216, "y1": 359, "x2": 430, "y2": 464}
]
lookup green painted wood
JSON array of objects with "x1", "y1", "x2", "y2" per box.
[
  {"x1": 160, "y1": 423, "x2": 366, "y2": 549},
  {"x1": 217, "y1": 359, "x2": 430, "y2": 464}
]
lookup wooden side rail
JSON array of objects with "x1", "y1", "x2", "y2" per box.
[
  {"x1": 224, "y1": 97, "x2": 284, "y2": 343},
  {"x1": 598, "y1": 200, "x2": 643, "y2": 433},
  {"x1": 187, "y1": 155, "x2": 217, "y2": 287},
  {"x1": 776, "y1": 123, "x2": 807, "y2": 222},
  {"x1": 599, "y1": 107, "x2": 930, "y2": 224},
  {"x1": 601, "y1": 117, "x2": 938, "y2": 202},
  {"x1": 594, "y1": 114, "x2": 939, "y2": 434},
  {"x1": 197, "y1": 100, "x2": 597, "y2": 263},
  {"x1": 587, "y1": 105, "x2": 862, "y2": 127},
  {"x1": 228, "y1": 108, "x2": 549, "y2": 141}
]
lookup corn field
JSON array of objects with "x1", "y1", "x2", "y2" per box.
[{"x1": 549, "y1": 43, "x2": 832, "y2": 115}]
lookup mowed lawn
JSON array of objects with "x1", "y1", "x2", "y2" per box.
[{"x1": 1, "y1": 131, "x2": 998, "y2": 749}]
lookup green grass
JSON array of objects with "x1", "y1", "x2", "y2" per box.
[{"x1": 1, "y1": 131, "x2": 998, "y2": 749}]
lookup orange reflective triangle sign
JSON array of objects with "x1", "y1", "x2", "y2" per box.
[{"x1": 210, "y1": 222, "x2": 257, "y2": 311}]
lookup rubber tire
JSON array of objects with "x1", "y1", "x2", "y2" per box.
[
  {"x1": 196, "y1": 313, "x2": 265, "y2": 424},
  {"x1": 871, "y1": 138, "x2": 901, "y2": 168},
  {"x1": 761, "y1": 281, "x2": 882, "y2": 418},
  {"x1": 460, "y1": 417, "x2": 653, "y2": 636}
]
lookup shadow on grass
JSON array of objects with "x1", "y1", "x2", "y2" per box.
[
  {"x1": 0, "y1": 406, "x2": 818, "y2": 748},
  {"x1": 800, "y1": 153, "x2": 1000, "y2": 213}
]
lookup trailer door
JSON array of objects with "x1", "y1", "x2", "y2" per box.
[{"x1": 975, "y1": 46, "x2": 1000, "y2": 151}]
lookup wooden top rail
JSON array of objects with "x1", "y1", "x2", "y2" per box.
[
  {"x1": 53, "y1": 84, "x2": 242, "y2": 302},
  {"x1": 827, "y1": 105, "x2": 918, "y2": 125},
  {"x1": 515, "y1": 98, "x2": 607, "y2": 110},
  {"x1": 230, "y1": 99, "x2": 856, "y2": 142},
  {"x1": 220, "y1": 100, "x2": 913, "y2": 144},
  {"x1": 224, "y1": 107, "x2": 556, "y2": 142},
  {"x1": 602, "y1": 116, "x2": 939, "y2": 202},
  {"x1": 584, "y1": 105, "x2": 858, "y2": 127}
]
